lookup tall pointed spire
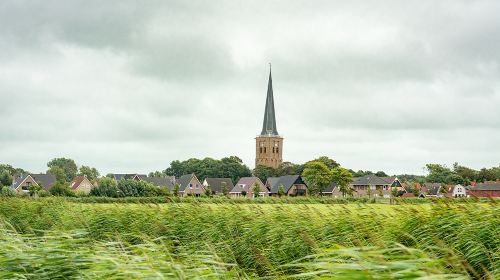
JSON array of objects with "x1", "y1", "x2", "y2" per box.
[{"x1": 260, "y1": 64, "x2": 279, "y2": 136}]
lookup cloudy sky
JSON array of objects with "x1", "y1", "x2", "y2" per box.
[{"x1": 1, "y1": 1, "x2": 499, "y2": 175}]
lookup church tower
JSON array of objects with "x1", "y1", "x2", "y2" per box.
[{"x1": 255, "y1": 66, "x2": 283, "y2": 168}]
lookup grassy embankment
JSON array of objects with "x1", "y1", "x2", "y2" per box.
[{"x1": 0, "y1": 198, "x2": 498, "y2": 279}]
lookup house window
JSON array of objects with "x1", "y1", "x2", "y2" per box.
[{"x1": 189, "y1": 183, "x2": 193, "y2": 189}]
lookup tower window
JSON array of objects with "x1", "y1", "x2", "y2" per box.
[
  {"x1": 276, "y1": 147, "x2": 279, "y2": 153},
  {"x1": 264, "y1": 147, "x2": 266, "y2": 153},
  {"x1": 260, "y1": 147, "x2": 262, "y2": 153}
]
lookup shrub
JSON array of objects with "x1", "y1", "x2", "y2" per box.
[
  {"x1": 0, "y1": 186, "x2": 16, "y2": 197},
  {"x1": 49, "y1": 182, "x2": 75, "y2": 197},
  {"x1": 90, "y1": 177, "x2": 119, "y2": 197}
]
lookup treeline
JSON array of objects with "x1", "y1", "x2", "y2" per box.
[
  {"x1": 425, "y1": 163, "x2": 500, "y2": 185},
  {"x1": 2, "y1": 158, "x2": 500, "y2": 198},
  {"x1": 149, "y1": 156, "x2": 252, "y2": 183}
]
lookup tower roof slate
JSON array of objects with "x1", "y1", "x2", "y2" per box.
[{"x1": 260, "y1": 67, "x2": 279, "y2": 136}]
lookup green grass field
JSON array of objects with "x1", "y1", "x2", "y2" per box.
[{"x1": 0, "y1": 198, "x2": 498, "y2": 279}]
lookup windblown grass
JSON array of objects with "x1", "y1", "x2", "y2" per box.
[{"x1": 0, "y1": 198, "x2": 497, "y2": 279}]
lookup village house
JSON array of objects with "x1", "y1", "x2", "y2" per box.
[
  {"x1": 69, "y1": 176, "x2": 94, "y2": 194},
  {"x1": 444, "y1": 184, "x2": 467, "y2": 198},
  {"x1": 267, "y1": 175, "x2": 308, "y2": 196},
  {"x1": 230, "y1": 177, "x2": 268, "y2": 198},
  {"x1": 350, "y1": 175, "x2": 392, "y2": 198},
  {"x1": 176, "y1": 174, "x2": 204, "y2": 197},
  {"x1": 420, "y1": 183, "x2": 444, "y2": 198},
  {"x1": 320, "y1": 181, "x2": 349, "y2": 197},
  {"x1": 202, "y1": 178, "x2": 234, "y2": 195},
  {"x1": 468, "y1": 181, "x2": 500, "y2": 197},
  {"x1": 11, "y1": 174, "x2": 56, "y2": 193}
]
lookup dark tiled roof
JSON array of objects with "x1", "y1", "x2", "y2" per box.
[
  {"x1": 269, "y1": 175, "x2": 306, "y2": 193},
  {"x1": 423, "y1": 183, "x2": 442, "y2": 195},
  {"x1": 204, "y1": 178, "x2": 234, "y2": 193},
  {"x1": 471, "y1": 182, "x2": 500, "y2": 191},
  {"x1": 351, "y1": 175, "x2": 390, "y2": 186},
  {"x1": 322, "y1": 181, "x2": 338, "y2": 193},
  {"x1": 176, "y1": 174, "x2": 196, "y2": 191},
  {"x1": 143, "y1": 176, "x2": 175, "y2": 189},
  {"x1": 11, "y1": 175, "x2": 26, "y2": 189},
  {"x1": 260, "y1": 69, "x2": 279, "y2": 136},
  {"x1": 70, "y1": 176, "x2": 86, "y2": 190},
  {"x1": 31, "y1": 174, "x2": 56, "y2": 191},
  {"x1": 113, "y1": 174, "x2": 146, "y2": 181},
  {"x1": 231, "y1": 177, "x2": 264, "y2": 193}
]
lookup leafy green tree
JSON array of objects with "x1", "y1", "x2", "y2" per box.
[
  {"x1": 173, "y1": 184, "x2": 180, "y2": 197},
  {"x1": 366, "y1": 186, "x2": 372, "y2": 198},
  {"x1": 253, "y1": 165, "x2": 275, "y2": 183},
  {"x1": 78, "y1": 165, "x2": 100, "y2": 181},
  {"x1": 425, "y1": 164, "x2": 452, "y2": 183},
  {"x1": 47, "y1": 158, "x2": 77, "y2": 182},
  {"x1": 253, "y1": 183, "x2": 261, "y2": 198},
  {"x1": 0, "y1": 170, "x2": 13, "y2": 187},
  {"x1": 204, "y1": 186, "x2": 212, "y2": 197},
  {"x1": 302, "y1": 161, "x2": 334, "y2": 196},
  {"x1": 221, "y1": 182, "x2": 229, "y2": 196},
  {"x1": 49, "y1": 182, "x2": 75, "y2": 197},
  {"x1": 391, "y1": 187, "x2": 399, "y2": 197},
  {"x1": 90, "y1": 177, "x2": 119, "y2": 197},
  {"x1": 350, "y1": 169, "x2": 374, "y2": 177},
  {"x1": 375, "y1": 171, "x2": 388, "y2": 177},
  {"x1": 446, "y1": 173, "x2": 464, "y2": 185},
  {"x1": 477, "y1": 168, "x2": 496, "y2": 182},
  {"x1": 0, "y1": 186, "x2": 16, "y2": 197},
  {"x1": 275, "y1": 162, "x2": 303, "y2": 176},
  {"x1": 116, "y1": 179, "x2": 160, "y2": 197},
  {"x1": 277, "y1": 185, "x2": 286, "y2": 197},
  {"x1": 331, "y1": 167, "x2": 353, "y2": 197},
  {"x1": 28, "y1": 184, "x2": 42, "y2": 197},
  {"x1": 47, "y1": 166, "x2": 66, "y2": 183},
  {"x1": 0, "y1": 164, "x2": 28, "y2": 178},
  {"x1": 164, "y1": 156, "x2": 251, "y2": 183},
  {"x1": 306, "y1": 156, "x2": 339, "y2": 169},
  {"x1": 148, "y1": 170, "x2": 164, "y2": 177},
  {"x1": 439, "y1": 185, "x2": 449, "y2": 196}
]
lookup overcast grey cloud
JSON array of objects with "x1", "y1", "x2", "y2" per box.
[{"x1": 1, "y1": 0, "x2": 499, "y2": 175}]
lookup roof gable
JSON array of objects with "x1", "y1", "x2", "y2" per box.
[
  {"x1": 269, "y1": 175, "x2": 304, "y2": 193},
  {"x1": 204, "y1": 178, "x2": 234, "y2": 193}
]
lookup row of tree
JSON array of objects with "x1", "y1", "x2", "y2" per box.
[
  {"x1": 2, "y1": 158, "x2": 499, "y2": 196},
  {"x1": 425, "y1": 163, "x2": 500, "y2": 185}
]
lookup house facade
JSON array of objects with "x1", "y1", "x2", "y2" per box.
[
  {"x1": 350, "y1": 175, "x2": 393, "y2": 198},
  {"x1": 320, "y1": 182, "x2": 344, "y2": 197},
  {"x1": 446, "y1": 184, "x2": 467, "y2": 198},
  {"x1": 202, "y1": 178, "x2": 234, "y2": 195},
  {"x1": 70, "y1": 176, "x2": 94, "y2": 194},
  {"x1": 11, "y1": 174, "x2": 56, "y2": 193},
  {"x1": 267, "y1": 175, "x2": 307, "y2": 196},
  {"x1": 176, "y1": 174, "x2": 204, "y2": 197},
  {"x1": 468, "y1": 181, "x2": 500, "y2": 197},
  {"x1": 230, "y1": 177, "x2": 268, "y2": 198}
]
